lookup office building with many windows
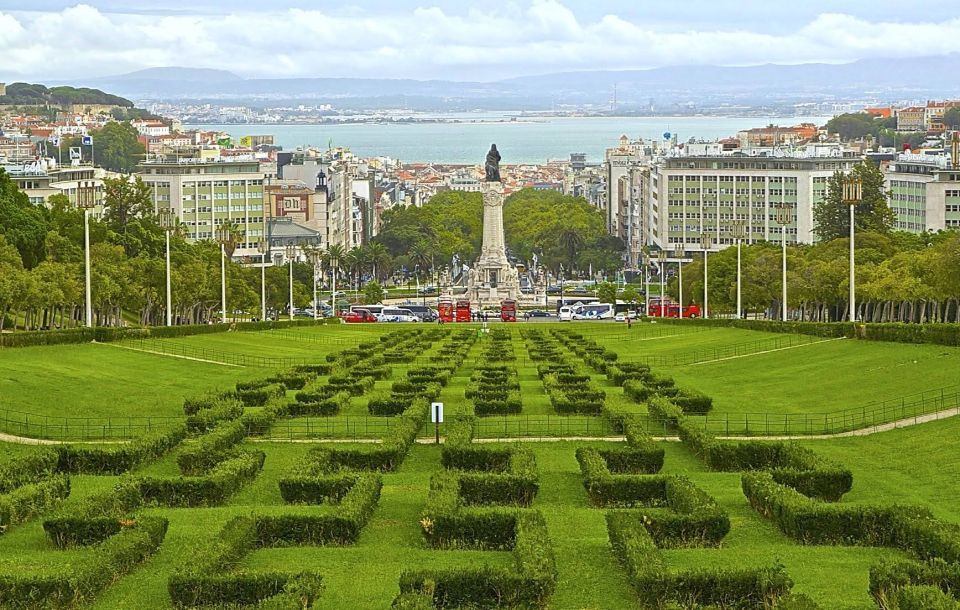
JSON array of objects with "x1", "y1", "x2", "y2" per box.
[
  {"x1": 647, "y1": 149, "x2": 860, "y2": 255},
  {"x1": 885, "y1": 154, "x2": 960, "y2": 232},
  {"x1": 137, "y1": 157, "x2": 266, "y2": 259}
]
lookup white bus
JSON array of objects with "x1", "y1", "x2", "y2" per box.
[{"x1": 572, "y1": 303, "x2": 615, "y2": 320}]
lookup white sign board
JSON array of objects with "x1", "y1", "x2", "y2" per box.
[{"x1": 431, "y1": 402, "x2": 444, "y2": 423}]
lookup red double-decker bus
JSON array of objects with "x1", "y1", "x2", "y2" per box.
[
  {"x1": 438, "y1": 299, "x2": 455, "y2": 323},
  {"x1": 648, "y1": 299, "x2": 701, "y2": 318},
  {"x1": 455, "y1": 299, "x2": 472, "y2": 322},
  {"x1": 500, "y1": 299, "x2": 517, "y2": 322}
]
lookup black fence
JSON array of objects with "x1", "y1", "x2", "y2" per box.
[{"x1": 0, "y1": 409, "x2": 181, "y2": 441}]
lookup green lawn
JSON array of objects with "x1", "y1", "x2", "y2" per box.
[{"x1": 2, "y1": 324, "x2": 960, "y2": 608}]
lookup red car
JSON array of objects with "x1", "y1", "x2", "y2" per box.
[{"x1": 341, "y1": 308, "x2": 378, "y2": 323}]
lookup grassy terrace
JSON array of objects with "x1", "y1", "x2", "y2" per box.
[{"x1": 0, "y1": 322, "x2": 959, "y2": 608}]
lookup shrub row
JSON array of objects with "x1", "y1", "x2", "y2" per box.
[
  {"x1": 652, "y1": 317, "x2": 960, "y2": 347},
  {"x1": 0, "y1": 517, "x2": 168, "y2": 608},
  {"x1": 521, "y1": 329, "x2": 567, "y2": 362},
  {"x1": 606, "y1": 510, "x2": 793, "y2": 608},
  {"x1": 269, "y1": 473, "x2": 382, "y2": 544},
  {"x1": 870, "y1": 558, "x2": 960, "y2": 609},
  {"x1": 299, "y1": 399, "x2": 429, "y2": 472},
  {"x1": 467, "y1": 365, "x2": 522, "y2": 416},
  {"x1": 543, "y1": 372, "x2": 605, "y2": 414},
  {"x1": 743, "y1": 471, "x2": 960, "y2": 562},
  {"x1": 577, "y1": 448, "x2": 728, "y2": 547},
  {"x1": 168, "y1": 516, "x2": 325, "y2": 608},
  {"x1": 56, "y1": 424, "x2": 188, "y2": 475},
  {"x1": 176, "y1": 419, "x2": 248, "y2": 476},
  {"x1": 623, "y1": 378, "x2": 713, "y2": 414},
  {"x1": 649, "y1": 396, "x2": 852, "y2": 502},
  {"x1": 0, "y1": 475, "x2": 70, "y2": 534},
  {"x1": 405, "y1": 438, "x2": 556, "y2": 608},
  {"x1": 0, "y1": 448, "x2": 59, "y2": 493},
  {"x1": 139, "y1": 450, "x2": 266, "y2": 508}
]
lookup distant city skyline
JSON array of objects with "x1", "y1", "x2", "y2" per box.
[{"x1": 2, "y1": 1, "x2": 960, "y2": 82}]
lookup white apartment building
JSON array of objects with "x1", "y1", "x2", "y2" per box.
[
  {"x1": 137, "y1": 157, "x2": 266, "y2": 259},
  {"x1": 647, "y1": 147, "x2": 860, "y2": 255},
  {"x1": 885, "y1": 154, "x2": 960, "y2": 232}
]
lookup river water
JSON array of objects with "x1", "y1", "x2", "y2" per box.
[{"x1": 188, "y1": 115, "x2": 835, "y2": 164}]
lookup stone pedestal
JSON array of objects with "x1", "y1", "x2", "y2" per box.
[{"x1": 468, "y1": 181, "x2": 518, "y2": 307}]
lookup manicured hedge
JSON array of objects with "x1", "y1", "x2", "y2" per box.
[
  {"x1": 870, "y1": 558, "x2": 960, "y2": 608},
  {"x1": 577, "y1": 449, "x2": 729, "y2": 547},
  {"x1": 404, "y1": 510, "x2": 556, "y2": 608},
  {"x1": 0, "y1": 447, "x2": 59, "y2": 493},
  {"x1": 185, "y1": 399, "x2": 244, "y2": 433},
  {"x1": 743, "y1": 472, "x2": 960, "y2": 563},
  {"x1": 284, "y1": 391, "x2": 350, "y2": 417},
  {"x1": 607, "y1": 510, "x2": 792, "y2": 608},
  {"x1": 0, "y1": 318, "x2": 338, "y2": 349},
  {"x1": 269, "y1": 474, "x2": 382, "y2": 544},
  {"x1": 0, "y1": 516, "x2": 168, "y2": 608},
  {"x1": 168, "y1": 516, "x2": 325, "y2": 609},
  {"x1": 296, "y1": 400, "x2": 428, "y2": 473},
  {"x1": 653, "y1": 317, "x2": 960, "y2": 347},
  {"x1": 176, "y1": 420, "x2": 247, "y2": 476},
  {"x1": 0, "y1": 475, "x2": 70, "y2": 533},
  {"x1": 138, "y1": 450, "x2": 265, "y2": 508},
  {"x1": 649, "y1": 395, "x2": 852, "y2": 502},
  {"x1": 234, "y1": 382, "x2": 286, "y2": 406},
  {"x1": 56, "y1": 425, "x2": 187, "y2": 475}
]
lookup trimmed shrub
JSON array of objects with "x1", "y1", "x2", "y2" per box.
[
  {"x1": 606, "y1": 511, "x2": 792, "y2": 608},
  {"x1": 139, "y1": 451, "x2": 266, "y2": 508},
  {"x1": 176, "y1": 420, "x2": 247, "y2": 476},
  {"x1": 0, "y1": 475, "x2": 70, "y2": 533},
  {"x1": 57, "y1": 425, "x2": 187, "y2": 475},
  {"x1": 0, "y1": 448, "x2": 59, "y2": 493}
]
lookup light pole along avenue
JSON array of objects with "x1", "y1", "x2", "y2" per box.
[
  {"x1": 215, "y1": 227, "x2": 230, "y2": 323},
  {"x1": 286, "y1": 244, "x2": 297, "y2": 321},
  {"x1": 699, "y1": 232, "x2": 712, "y2": 319},
  {"x1": 79, "y1": 181, "x2": 96, "y2": 327},
  {"x1": 843, "y1": 172, "x2": 863, "y2": 322},
  {"x1": 732, "y1": 219, "x2": 746, "y2": 319},
  {"x1": 258, "y1": 240, "x2": 269, "y2": 321},
  {"x1": 657, "y1": 250, "x2": 667, "y2": 318},
  {"x1": 673, "y1": 245, "x2": 684, "y2": 318},
  {"x1": 159, "y1": 208, "x2": 177, "y2": 326},
  {"x1": 774, "y1": 204, "x2": 791, "y2": 321}
]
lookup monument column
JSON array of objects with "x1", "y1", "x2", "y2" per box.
[{"x1": 468, "y1": 144, "x2": 518, "y2": 307}]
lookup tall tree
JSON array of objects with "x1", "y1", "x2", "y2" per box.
[
  {"x1": 89, "y1": 121, "x2": 146, "y2": 173},
  {"x1": 813, "y1": 162, "x2": 895, "y2": 242}
]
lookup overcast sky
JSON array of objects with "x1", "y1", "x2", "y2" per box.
[{"x1": 2, "y1": 1, "x2": 960, "y2": 82}]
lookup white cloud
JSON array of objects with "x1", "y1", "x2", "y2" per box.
[{"x1": 2, "y1": 3, "x2": 960, "y2": 81}]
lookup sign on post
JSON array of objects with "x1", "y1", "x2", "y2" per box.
[{"x1": 431, "y1": 402, "x2": 444, "y2": 444}]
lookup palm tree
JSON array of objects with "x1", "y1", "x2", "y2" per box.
[
  {"x1": 218, "y1": 220, "x2": 245, "y2": 259},
  {"x1": 409, "y1": 240, "x2": 432, "y2": 279},
  {"x1": 366, "y1": 242, "x2": 391, "y2": 281},
  {"x1": 558, "y1": 228, "x2": 584, "y2": 271},
  {"x1": 323, "y1": 243, "x2": 346, "y2": 313},
  {"x1": 343, "y1": 247, "x2": 363, "y2": 291}
]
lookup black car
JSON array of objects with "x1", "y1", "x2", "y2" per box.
[{"x1": 527, "y1": 310, "x2": 552, "y2": 317}]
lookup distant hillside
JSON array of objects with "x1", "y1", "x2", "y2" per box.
[
  {"x1": 56, "y1": 54, "x2": 960, "y2": 110},
  {"x1": 0, "y1": 83, "x2": 133, "y2": 108}
]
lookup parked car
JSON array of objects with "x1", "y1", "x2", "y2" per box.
[
  {"x1": 527, "y1": 310, "x2": 552, "y2": 318},
  {"x1": 341, "y1": 309, "x2": 378, "y2": 323}
]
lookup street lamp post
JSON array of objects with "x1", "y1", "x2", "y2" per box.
[
  {"x1": 732, "y1": 220, "x2": 746, "y2": 319},
  {"x1": 843, "y1": 173, "x2": 863, "y2": 322},
  {"x1": 159, "y1": 209, "x2": 177, "y2": 326},
  {"x1": 699, "y1": 233, "x2": 712, "y2": 319},
  {"x1": 257, "y1": 240, "x2": 268, "y2": 321},
  {"x1": 286, "y1": 244, "x2": 296, "y2": 321},
  {"x1": 673, "y1": 246, "x2": 684, "y2": 318},
  {"x1": 309, "y1": 250, "x2": 321, "y2": 320},
  {"x1": 214, "y1": 227, "x2": 230, "y2": 323},
  {"x1": 642, "y1": 246, "x2": 650, "y2": 317},
  {"x1": 774, "y1": 204, "x2": 791, "y2": 321},
  {"x1": 330, "y1": 254, "x2": 339, "y2": 317},
  {"x1": 657, "y1": 250, "x2": 667, "y2": 318},
  {"x1": 78, "y1": 181, "x2": 96, "y2": 327}
]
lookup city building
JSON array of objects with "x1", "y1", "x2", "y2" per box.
[
  {"x1": 896, "y1": 107, "x2": 927, "y2": 132},
  {"x1": 885, "y1": 153, "x2": 960, "y2": 232},
  {"x1": 647, "y1": 146, "x2": 860, "y2": 255},
  {"x1": 137, "y1": 157, "x2": 266, "y2": 259}
]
